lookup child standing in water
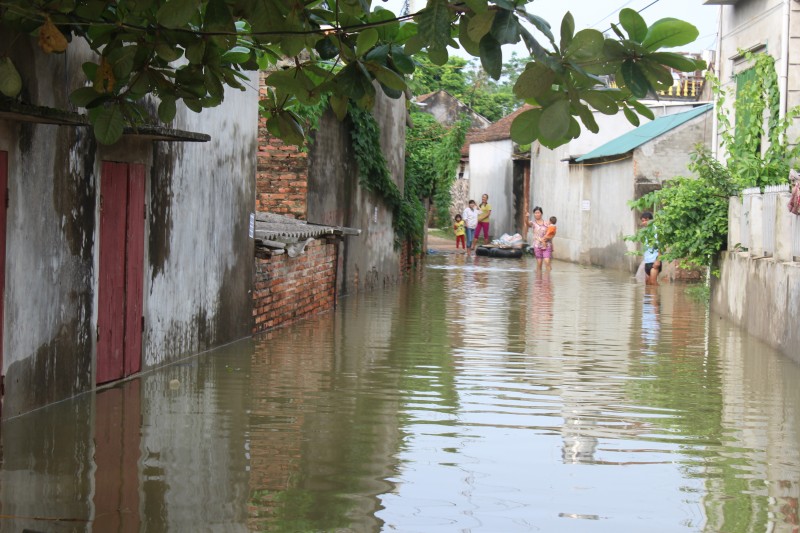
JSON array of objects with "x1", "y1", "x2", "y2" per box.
[{"x1": 454, "y1": 214, "x2": 466, "y2": 249}]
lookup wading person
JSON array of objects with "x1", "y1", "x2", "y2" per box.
[
  {"x1": 454, "y1": 214, "x2": 466, "y2": 250},
  {"x1": 526, "y1": 206, "x2": 552, "y2": 271},
  {"x1": 640, "y1": 211, "x2": 661, "y2": 286}
]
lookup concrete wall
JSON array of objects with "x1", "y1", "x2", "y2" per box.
[
  {"x1": 0, "y1": 35, "x2": 256, "y2": 416},
  {"x1": 469, "y1": 139, "x2": 514, "y2": 237},
  {"x1": 417, "y1": 91, "x2": 491, "y2": 129},
  {"x1": 530, "y1": 143, "x2": 584, "y2": 262},
  {"x1": 306, "y1": 90, "x2": 407, "y2": 293},
  {"x1": 713, "y1": 252, "x2": 800, "y2": 363}
]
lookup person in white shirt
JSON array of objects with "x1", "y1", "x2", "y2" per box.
[{"x1": 462, "y1": 199, "x2": 479, "y2": 253}]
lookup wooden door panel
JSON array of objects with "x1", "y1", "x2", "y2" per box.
[
  {"x1": 0, "y1": 150, "x2": 7, "y2": 390},
  {"x1": 97, "y1": 162, "x2": 128, "y2": 384},
  {"x1": 124, "y1": 164, "x2": 145, "y2": 376}
]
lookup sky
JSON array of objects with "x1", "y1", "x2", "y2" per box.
[{"x1": 381, "y1": 0, "x2": 720, "y2": 59}]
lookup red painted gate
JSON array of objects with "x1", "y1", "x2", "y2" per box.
[
  {"x1": 97, "y1": 162, "x2": 145, "y2": 384},
  {"x1": 0, "y1": 150, "x2": 7, "y2": 397}
]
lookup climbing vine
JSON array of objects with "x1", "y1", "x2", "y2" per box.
[{"x1": 629, "y1": 52, "x2": 800, "y2": 273}]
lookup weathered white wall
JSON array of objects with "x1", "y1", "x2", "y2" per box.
[
  {"x1": 0, "y1": 33, "x2": 257, "y2": 416},
  {"x1": 469, "y1": 140, "x2": 514, "y2": 237},
  {"x1": 144, "y1": 81, "x2": 257, "y2": 368}
]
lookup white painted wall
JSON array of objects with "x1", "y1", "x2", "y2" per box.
[{"x1": 469, "y1": 140, "x2": 514, "y2": 237}]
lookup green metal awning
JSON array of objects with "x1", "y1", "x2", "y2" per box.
[{"x1": 575, "y1": 103, "x2": 713, "y2": 162}]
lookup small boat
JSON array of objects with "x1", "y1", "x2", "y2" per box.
[{"x1": 475, "y1": 246, "x2": 524, "y2": 258}]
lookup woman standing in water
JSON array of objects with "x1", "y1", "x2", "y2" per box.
[{"x1": 526, "y1": 206, "x2": 552, "y2": 271}]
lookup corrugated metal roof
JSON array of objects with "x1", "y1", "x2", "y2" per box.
[
  {"x1": 575, "y1": 103, "x2": 713, "y2": 162},
  {"x1": 254, "y1": 212, "x2": 360, "y2": 246}
]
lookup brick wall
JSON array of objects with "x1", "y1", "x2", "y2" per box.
[
  {"x1": 257, "y1": 72, "x2": 309, "y2": 219},
  {"x1": 253, "y1": 237, "x2": 339, "y2": 334}
]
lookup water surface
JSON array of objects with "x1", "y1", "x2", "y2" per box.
[{"x1": 2, "y1": 256, "x2": 800, "y2": 532}]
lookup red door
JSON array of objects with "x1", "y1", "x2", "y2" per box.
[
  {"x1": 0, "y1": 150, "x2": 7, "y2": 396},
  {"x1": 97, "y1": 162, "x2": 145, "y2": 384}
]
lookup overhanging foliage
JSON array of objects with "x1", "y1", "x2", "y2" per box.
[{"x1": 1, "y1": 2, "x2": 703, "y2": 146}]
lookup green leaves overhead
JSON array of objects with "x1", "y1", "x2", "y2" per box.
[{"x1": 1, "y1": 0, "x2": 701, "y2": 147}]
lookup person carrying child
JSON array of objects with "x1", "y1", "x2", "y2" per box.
[{"x1": 454, "y1": 214, "x2": 466, "y2": 249}]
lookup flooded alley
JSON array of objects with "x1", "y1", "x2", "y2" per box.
[{"x1": 3, "y1": 256, "x2": 800, "y2": 532}]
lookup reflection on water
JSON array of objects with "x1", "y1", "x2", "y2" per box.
[{"x1": 2, "y1": 257, "x2": 800, "y2": 532}]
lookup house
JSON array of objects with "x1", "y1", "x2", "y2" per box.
[
  {"x1": 463, "y1": 105, "x2": 534, "y2": 239},
  {"x1": 531, "y1": 103, "x2": 714, "y2": 272},
  {"x1": 706, "y1": 0, "x2": 800, "y2": 145},
  {"x1": 0, "y1": 37, "x2": 258, "y2": 417}
]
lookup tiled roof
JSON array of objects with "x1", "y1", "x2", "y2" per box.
[
  {"x1": 461, "y1": 104, "x2": 535, "y2": 155},
  {"x1": 254, "y1": 212, "x2": 360, "y2": 251}
]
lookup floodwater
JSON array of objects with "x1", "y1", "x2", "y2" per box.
[{"x1": 2, "y1": 256, "x2": 800, "y2": 532}]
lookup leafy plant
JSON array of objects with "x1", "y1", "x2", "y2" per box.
[
  {"x1": 1, "y1": 2, "x2": 702, "y2": 146},
  {"x1": 629, "y1": 52, "x2": 800, "y2": 274}
]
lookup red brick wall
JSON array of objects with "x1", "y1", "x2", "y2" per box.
[
  {"x1": 253, "y1": 237, "x2": 339, "y2": 334},
  {"x1": 257, "y1": 73, "x2": 309, "y2": 219}
]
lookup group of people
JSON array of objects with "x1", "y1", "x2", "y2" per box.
[
  {"x1": 453, "y1": 200, "x2": 662, "y2": 284},
  {"x1": 453, "y1": 194, "x2": 492, "y2": 256}
]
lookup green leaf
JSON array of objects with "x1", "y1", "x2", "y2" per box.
[
  {"x1": 479, "y1": 34, "x2": 502, "y2": 79},
  {"x1": 639, "y1": 59, "x2": 674, "y2": 90},
  {"x1": 628, "y1": 99, "x2": 655, "y2": 120},
  {"x1": 221, "y1": 46, "x2": 251, "y2": 64},
  {"x1": 462, "y1": 0, "x2": 488, "y2": 14},
  {"x1": 82, "y1": 62, "x2": 98, "y2": 80},
  {"x1": 390, "y1": 47, "x2": 416, "y2": 74},
  {"x1": 620, "y1": 60, "x2": 650, "y2": 98},
  {"x1": 185, "y1": 39, "x2": 206, "y2": 64},
  {"x1": 642, "y1": 18, "x2": 699, "y2": 51},
  {"x1": 107, "y1": 46, "x2": 137, "y2": 80},
  {"x1": 582, "y1": 90, "x2": 619, "y2": 115},
  {"x1": 357, "y1": 28, "x2": 379, "y2": 56},
  {"x1": 509, "y1": 108, "x2": 541, "y2": 144},
  {"x1": 565, "y1": 29, "x2": 604, "y2": 61},
  {"x1": 490, "y1": 9, "x2": 520, "y2": 45},
  {"x1": 428, "y1": 46, "x2": 448, "y2": 65},
  {"x1": 369, "y1": 8, "x2": 400, "y2": 41},
  {"x1": 519, "y1": 27, "x2": 550, "y2": 62},
  {"x1": 155, "y1": 42, "x2": 183, "y2": 62},
  {"x1": 623, "y1": 104, "x2": 640, "y2": 126},
  {"x1": 648, "y1": 52, "x2": 704, "y2": 72},
  {"x1": 416, "y1": 0, "x2": 453, "y2": 52},
  {"x1": 458, "y1": 18, "x2": 481, "y2": 56},
  {"x1": 330, "y1": 93, "x2": 348, "y2": 120},
  {"x1": 0, "y1": 57, "x2": 22, "y2": 98},
  {"x1": 619, "y1": 8, "x2": 647, "y2": 42},
  {"x1": 513, "y1": 62, "x2": 555, "y2": 100},
  {"x1": 560, "y1": 12, "x2": 575, "y2": 52},
  {"x1": 281, "y1": 35, "x2": 306, "y2": 57},
  {"x1": 468, "y1": 11, "x2": 495, "y2": 42},
  {"x1": 539, "y1": 99, "x2": 570, "y2": 141},
  {"x1": 404, "y1": 34, "x2": 425, "y2": 55},
  {"x1": 575, "y1": 103, "x2": 599, "y2": 133},
  {"x1": 517, "y1": 11, "x2": 554, "y2": 45},
  {"x1": 156, "y1": 0, "x2": 198, "y2": 28},
  {"x1": 158, "y1": 97, "x2": 177, "y2": 123},
  {"x1": 205, "y1": 0, "x2": 236, "y2": 49},
  {"x1": 92, "y1": 105, "x2": 125, "y2": 145},
  {"x1": 370, "y1": 64, "x2": 406, "y2": 91},
  {"x1": 69, "y1": 86, "x2": 104, "y2": 107}
]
